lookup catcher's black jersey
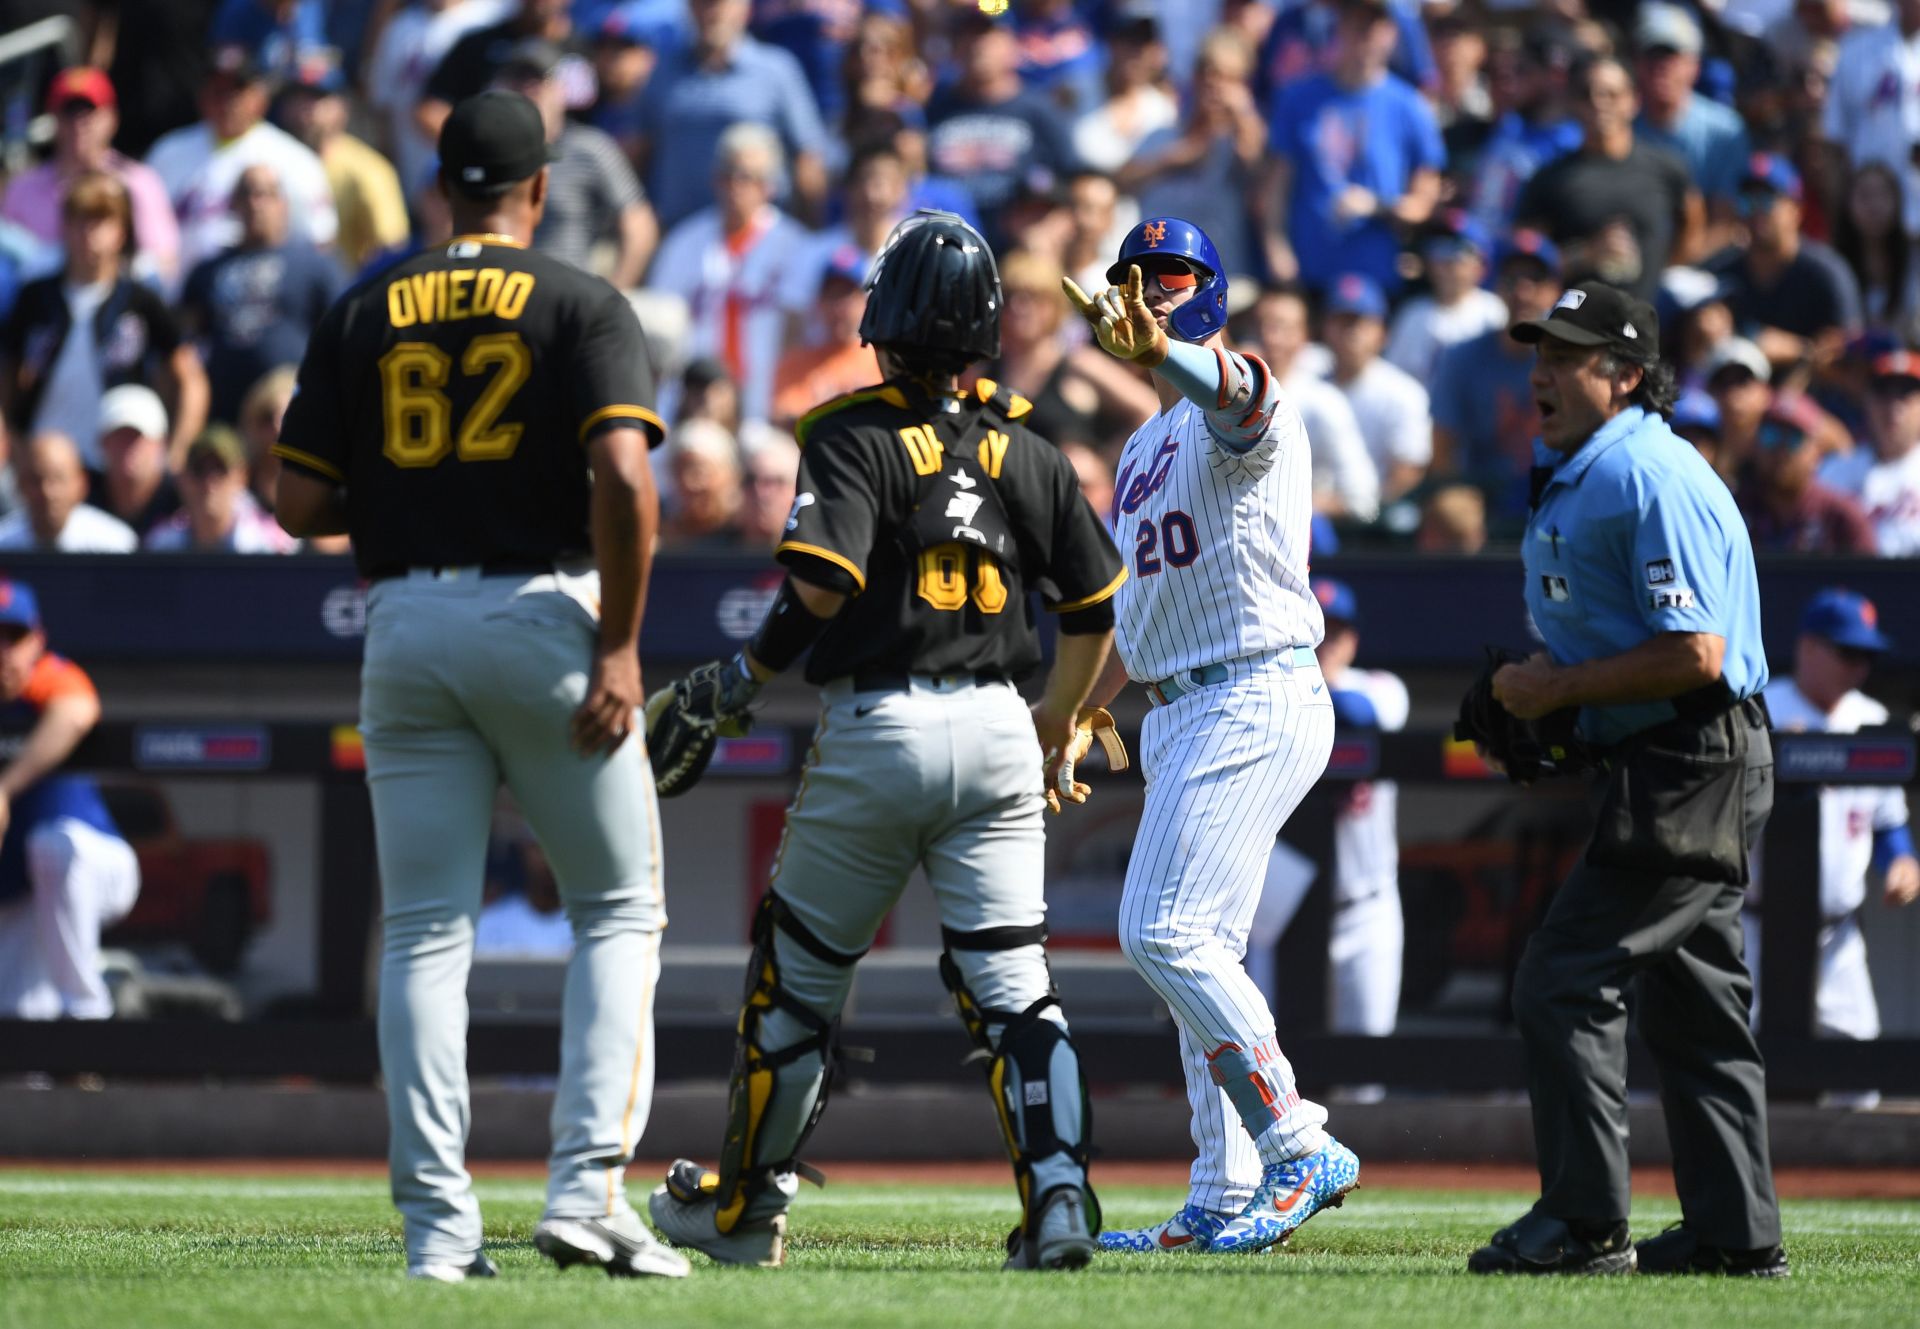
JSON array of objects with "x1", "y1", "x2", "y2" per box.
[
  {"x1": 274, "y1": 234, "x2": 662, "y2": 577},
  {"x1": 779, "y1": 378, "x2": 1126, "y2": 685}
]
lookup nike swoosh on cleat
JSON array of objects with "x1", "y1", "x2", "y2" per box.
[
  {"x1": 1158, "y1": 1231, "x2": 1194, "y2": 1249},
  {"x1": 1272, "y1": 1168, "x2": 1317, "y2": 1214}
]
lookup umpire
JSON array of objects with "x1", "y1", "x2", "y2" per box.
[
  {"x1": 1468, "y1": 282, "x2": 1787, "y2": 1278},
  {"x1": 274, "y1": 91, "x2": 687, "y2": 1282}
]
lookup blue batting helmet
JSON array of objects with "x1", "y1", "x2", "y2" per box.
[{"x1": 1106, "y1": 216, "x2": 1228, "y2": 343}]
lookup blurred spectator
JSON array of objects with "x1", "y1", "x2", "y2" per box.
[
  {"x1": 662, "y1": 417, "x2": 743, "y2": 547},
  {"x1": 1514, "y1": 55, "x2": 1701, "y2": 302},
  {"x1": 1704, "y1": 335, "x2": 1775, "y2": 484},
  {"x1": 854, "y1": 109, "x2": 979, "y2": 226},
  {"x1": 746, "y1": 0, "x2": 873, "y2": 119},
  {"x1": 99, "y1": 0, "x2": 224, "y2": 159},
  {"x1": 1739, "y1": 399, "x2": 1878, "y2": 553},
  {"x1": 678, "y1": 355, "x2": 741, "y2": 434},
  {"x1": 636, "y1": 0, "x2": 829, "y2": 229},
  {"x1": 1120, "y1": 27, "x2": 1265, "y2": 280},
  {"x1": 237, "y1": 364, "x2": 297, "y2": 514},
  {"x1": 990, "y1": 249, "x2": 1158, "y2": 448},
  {"x1": 1071, "y1": 7, "x2": 1178, "y2": 174},
  {"x1": 925, "y1": 11, "x2": 1078, "y2": 249},
  {"x1": 1464, "y1": 22, "x2": 1579, "y2": 234},
  {"x1": 586, "y1": 3, "x2": 675, "y2": 162},
  {"x1": 1824, "y1": 0, "x2": 1920, "y2": 238},
  {"x1": 1322, "y1": 273, "x2": 1430, "y2": 505},
  {"x1": 1671, "y1": 389, "x2": 1723, "y2": 469},
  {"x1": 1430, "y1": 230, "x2": 1563, "y2": 525},
  {"x1": 144, "y1": 425, "x2": 297, "y2": 553},
  {"x1": 366, "y1": 0, "x2": 517, "y2": 202},
  {"x1": 1239, "y1": 282, "x2": 1378, "y2": 521},
  {"x1": 1827, "y1": 350, "x2": 1920, "y2": 555},
  {"x1": 1013, "y1": 0, "x2": 1104, "y2": 115},
  {"x1": 1831, "y1": 162, "x2": 1918, "y2": 340},
  {"x1": 1047, "y1": 172, "x2": 1122, "y2": 297},
  {"x1": 495, "y1": 39, "x2": 655, "y2": 286},
  {"x1": 833, "y1": 10, "x2": 932, "y2": 146},
  {"x1": 0, "y1": 68, "x2": 181, "y2": 288},
  {"x1": 650, "y1": 123, "x2": 811, "y2": 425},
  {"x1": 145, "y1": 46, "x2": 339, "y2": 271},
  {"x1": 1255, "y1": 0, "x2": 1436, "y2": 98},
  {"x1": 0, "y1": 579, "x2": 139, "y2": 1021},
  {"x1": 793, "y1": 141, "x2": 910, "y2": 305},
  {"x1": 1264, "y1": 0, "x2": 1443, "y2": 293},
  {"x1": 275, "y1": 59, "x2": 411, "y2": 270},
  {"x1": 1415, "y1": 483, "x2": 1486, "y2": 554},
  {"x1": 1428, "y1": 11, "x2": 1490, "y2": 151},
  {"x1": 91, "y1": 385, "x2": 181, "y2": 538},
  {"x1": 1631, "y1": 5, "x2": 1749, "y2": 239},
  {"x1": 771, "y1": 247, "x2": 880, "y2": 429},
  {"x1": 1383, "y1": 210, "x2": 1506, "y2": 382},
  {"x1": 1060, "y1": 439, "x2": 1114, "y2": 517},
  {"x1": 0, "y1": 433, "x2": 137, "y2": 552},
  {"x1": 179, "y1": 166, "x2": 346, "y2": 427},
  {"x1": 417, "y1": 0, "x2": 586, "y2": 149},
  {"x1": 733, "y1": 426, "x2": 799, "y2": 550},
  {"x1": 1705, "y1": 154, "x2": 1862, "y2": 371},
  {"x1": 0, "y1": 174, "x2": 208, "y2": 470},
  {"x1": 211, "y1": 0, "x2": 330, "y2": 82}
]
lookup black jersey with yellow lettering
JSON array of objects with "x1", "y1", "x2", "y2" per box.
[
  {"x1": 779, "y1": 378, "x2": 1126, "y2": 686},
  {"x1": 273, "y1": 234, "x2": 662, "y2": 577}
]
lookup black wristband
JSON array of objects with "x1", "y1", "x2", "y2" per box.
[{"x1": 747, "y1": 578, "x2": 833, "y2": 673}]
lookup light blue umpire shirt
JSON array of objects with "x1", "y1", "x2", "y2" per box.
[{"x1": 1521, "y1": 405, "x2": 1768, "y2": 747}]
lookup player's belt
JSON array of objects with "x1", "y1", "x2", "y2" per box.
[
  {"x1": 366, "y1": 557, "x2": 590, "y2": 584},
  {"x1": 1144, "y1": 646, "x2": 1316, "y2": 707},
  {"x1": 845, "y1": 669, "x2": 1011, "y2": 694}
]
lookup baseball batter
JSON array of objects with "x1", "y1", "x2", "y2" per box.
[
  {"x1": 1253, "y1": 579, "x2": 1406, "y2": 1039},
  {"x1": 274, "y1": 91, "x2": 685, "y2": 1282},
  {"x1": 1063, "y1": 218, "x2": 1358, "y2": 1256},
  {"x1": 1747, "y1": 591, "x2": 1917, "y2": 1051},
  {"x1": 643, "y1": 211, "x2": 1126, "y2": 1271}
]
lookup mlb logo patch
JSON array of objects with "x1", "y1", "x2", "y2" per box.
[
  {"x1": 1024, "y1": 1083, "x2": 1049, "y2": 1107},
  {"x1": 1541, "y1": 574, "x2": 1571, "y2": 603},
  {"x1": 1645, "y1": 559, "x2": 1676, "y2": 586},
  {"x1": 1554, "y1": 290, "x2": 1587, "y2": 312}
]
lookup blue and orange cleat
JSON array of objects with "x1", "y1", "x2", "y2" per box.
[
  {"x1": 1207, "y1": 1137, "x2": 1360, "y2": 1254},
  {"x1": 1097, "y1": 1203, "x2": 1233, "y2": 1253}
]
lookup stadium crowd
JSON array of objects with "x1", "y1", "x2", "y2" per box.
[{"x1": 0, "y1": 0, "x2": 1915, "y2": 556}]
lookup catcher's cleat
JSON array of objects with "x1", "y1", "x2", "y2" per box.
[
  {"x1": 1003, "y1": 1186, "x2": 1097, "y2": 1271},
  {"x1": 406, "y1": 1252, "x2": 499, "y2": 1282},
  {"x1": 1097, "y1": 1203, "x2": 1235, "y2": 1253},
  {"x1": 649, "y1": 1160, "x2": 786, "y2": 1267},
  {"x1": 533, "y1": 1212, "x2": 690, "y2": 1279},
  {"x1": 1207, "y1": 1137, "x2": 1360, "y2": 1254}
]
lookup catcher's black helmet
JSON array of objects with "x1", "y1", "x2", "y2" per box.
[{"x1": 858, "y1": 210, "x2": 1001, "y2": 366}]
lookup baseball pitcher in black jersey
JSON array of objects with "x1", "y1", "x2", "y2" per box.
[
  {"x1": 273, "y1": 90, "x2": 687, "y2": 1283},
  {"x1": 644, "y1": 212, "x2": 1126, "y2": 1271}
]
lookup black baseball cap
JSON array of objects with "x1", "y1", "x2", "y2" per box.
[
  {"x1": 438, "y1": 90, "x2": 553, "y2": 196},
  {"x1": 1511, "y1": 281, "x2": 1660, "y2": 362}
]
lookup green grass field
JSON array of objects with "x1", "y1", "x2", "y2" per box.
[{"x1": 1, "y1": 1171, "x2": 1915, "y2": 1329}]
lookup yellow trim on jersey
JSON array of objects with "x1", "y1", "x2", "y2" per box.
[
  {"x1": 794, "y1": 384, "x2": 909, "y2": 448},
  {"x1": 1052, "y1": 567, "x2": 1128, "y2": 614},
  {"x1": 1005, "y1": 392, "x2": 1033, "y2": 420},
  {"x1": 579, "y1": 403, "x2": 666, "y2": 442},
  {"x1": 974, "y1": 377, "x2": 998, "y2": 402},
  {"x1": 270, "y1": 443, "x2": 345, "y2": 482},
  {"x1": 448, "y1": 232, "x2": 527, "y2": 249},
  {"x1": 776, "y1": 540, "x2": 867, "y2": 593},
  {"x1": 970, "y1": 376, "x2": 1033, "y2": 420}
]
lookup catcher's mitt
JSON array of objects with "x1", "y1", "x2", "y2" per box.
[
  {"x1": 644, "y1": 657, "x2": 759, "y2": 798},
  {"x1": 1046, "y1": 706, "x2": 1129, "y2": 814},
  {"x1": 1453, "y1": 647, "x2": 1593, "y2": 784}
]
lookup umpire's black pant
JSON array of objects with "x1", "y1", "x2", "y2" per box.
[{"x1": 1513, "y1": 703, "x2": 1783, "y2": 1249}]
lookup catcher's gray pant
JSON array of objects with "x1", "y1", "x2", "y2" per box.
[
  {"x1": 739, "y1": 674, "x2": 1083, "y2": 1221},
  {"x1": 361, "y1": 568, "x2": 665, "y2": 1267}
]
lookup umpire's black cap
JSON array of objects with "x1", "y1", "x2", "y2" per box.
[
  {"x1": 1511, "y1": 281, "x2": 1660, "y2": 364},
  {"x1": 439, "y1": 90, "x2": 553, "y2": 196}
]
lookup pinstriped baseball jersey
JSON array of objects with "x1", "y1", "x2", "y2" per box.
[
  {"x1": 1331, "y1": 668, "x2": 1409, "y2": 903},
  {"x1": 1109, "y1": 394, "x2": 1322, "y2": 682}
]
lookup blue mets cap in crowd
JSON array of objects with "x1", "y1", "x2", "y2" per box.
[
  {"x1": 1425, "y1": 208, "x2": 1491, "y2": 259},
  {"x1": 0, "y1": 579, "x2": 41, "y2": 631},
  {"x1": 1671, "y1": 389, "x2": 1721, "y2": 434},
  {"x1": 1802, "y1": 589, "x2": 1891, "y2": 652},
  {"x1": 820, "y1": 243, "x2": 870, "y2": 290},
  {"x1": 1496, "y1": 227, "x2": 1561, "y2": 276},
  {"x1": 1312, "y1": 577, "x2": 1359, "y2": 624},
  {"x1": 1741, "y1": 152, "x2": 1802, "y2": 201},
  {"x1": 1326, "y1": 273, "x2": 1386, "y2": 321}
]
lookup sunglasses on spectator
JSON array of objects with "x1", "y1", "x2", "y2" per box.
[{"x1": 1755, "y1": 420, "x2": 1808, "y2": 452}]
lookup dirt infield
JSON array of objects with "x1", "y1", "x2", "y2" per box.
[{"x1": 5, "y1": 1158, "x2": 1918, "y2": 1199}]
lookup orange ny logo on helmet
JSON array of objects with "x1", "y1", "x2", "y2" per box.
[{"x1": 1142, "y1": 220, "x2": 1167, "y2": 247}]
